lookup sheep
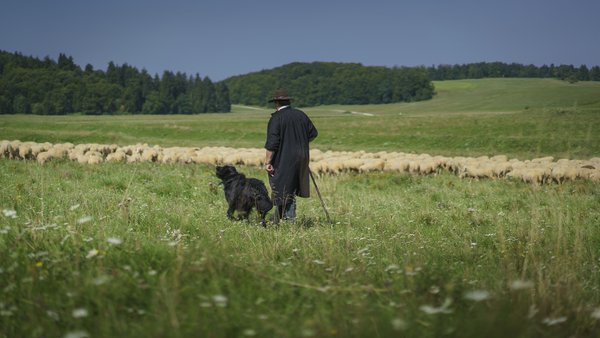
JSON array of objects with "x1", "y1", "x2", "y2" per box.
[
  {"x1": 551, "y1": 165, "x2": 578, "y2": 183},
  {"x1": 36, "y1": 151, "x2": 53, "y2": 164},
  {"x1": 384, "y1": 158, "x2": 411, "y2": 172},
  {"x1": 359, "y1": 159, "x2": 385, "y2": 173},
  {"x1": 0, "y1": 140, "x2": 11, "y2": 158},
  {"x1": 106, "y1": 151, "x2": 127, "y2": 163},
  {"x1": 87, "y1": 154, "x2": 104, "y2": 164},
  {"x1": 418, "y1": 159, "x2": 439, "y2": 175}
]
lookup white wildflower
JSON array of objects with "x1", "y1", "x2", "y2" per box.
[
  {"x1": 419, "y1": 298, "x2": 453, "y2": 315},
  {"x1": 542, "y1": 316, "x2": 567, "y2": 326},
  {"x1": 301, "y1": 328, "x2": 315, "y2": 337},
  {"x1": 107, "y1": 237, "x2": 123, "y2": 245},
  {"x1": 243, "y1": 329, "x2": 257, "y2": 336},
  {"x1": 391, "y1": 318, "x2": 408, "y2": 331},
  {"x1": 72, "y1": 308, "x2": 88, "y2": 318},
  {"x1": 63, "y1": 330, "x2": 90, "y2": 338},
  {"x1": 2, "y1": 209, "x2": 17, "y2": 219},
  {"x1": 46, "y1": 310, "x2": 60, "y2": 321},
  {"x1": 92, "y1": 275, "x2": 110, "y2": 286},
  {"x1": 212, "y1": 294, "x2": 228, "y2": 307},
  {"x1": 463, "y1": 290, "x2": 491, "y2": 302},
  {"x1": 591, "y1": 308, "x2": 600, "y2": 319},
  {"x1": 528, "y1": 304, "x2": 539, "y2": 319},
  {"x1": 385, "y1": 264, "x2": 400, "y2": 272},
  {"x1": 509, "y1": 280, "x2": 534, "y2": 290},
  {"x1": 85, "y1": 249, "x2": 99, "y2": 259},
  {"x1": 77, "y1": 216, "x2": 92, "y2": 225},
  {"x1": 429, "y1": 285, "x2": 440, "y2": 294},
  {"x1": 148, "y1": 270, "x2": 157, "y2": 276}
]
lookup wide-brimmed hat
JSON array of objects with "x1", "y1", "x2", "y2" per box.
[{"x1": 268, "y1": 89, "x2": 293, "y2": 102}]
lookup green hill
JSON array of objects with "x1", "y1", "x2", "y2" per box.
[
  {"x1": 305, "y1": 78, "x2": 600, "y2": 116},
  {"x1": 2, "y1": 78, "x2": 599, "y2": 158}
]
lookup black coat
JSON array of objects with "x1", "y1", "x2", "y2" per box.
[{"x1": 264, "y1": 106, "x2": 318, "y2": 204}]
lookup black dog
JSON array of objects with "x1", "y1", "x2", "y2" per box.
[{"x1": 215, "y1": 165, "x2": 273, "y2": 225}]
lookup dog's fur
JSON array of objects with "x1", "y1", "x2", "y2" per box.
[{"x1": 215, "y1": 165, "x2": 273, "y2": 225}]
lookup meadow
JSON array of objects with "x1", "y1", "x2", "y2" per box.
[{"x1": 1, "y1": 78, "x2": 600, "y2": 337}]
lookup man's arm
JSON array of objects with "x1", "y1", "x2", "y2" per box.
[{"x1": 265, "y1": 150, "x2": 274, "y2": 175}]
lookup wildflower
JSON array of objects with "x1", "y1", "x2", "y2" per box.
[
  {"x1": 591, "y1": 308, "x2": 600, "y2": 320},
  {"x1": 463, "y1": 290, "x2": 491, "y2": 302},
  {"x1": 77, "y1": 216, "x2": 92, "y2": 225},
  {"x1": 107, "y1": 237, "x2": 123, "y2": 245},
  {"x1": 509, "y1": 280, "x2": 534, "y2": 290},
  {"x1": 72, "y1": 308, "x2": 88, "y2": 318},
  {"x1": 85, "y1": 249, "x2": 99, "y2": 259},
  {"x1": 93, "y1": 275, "x2": 110, "y2": 286},
  {"x1": 385, "y1": 264, "x2": 400, "y2": 272},
  {"x1": 243, "y1": 329, "x2": 257, "y2": 336},
  {"x1": 2, "y1": 209, "x2": 17, "y2": 219},
  {"x1": 35, "y1": 261, "x2": 44, "y2": 268},
  {"x1": 63, "y1": 330, "x2": 90, "y2": 338},
  {"x1": 148, "y1": 270, "x2": 157, "y2": 276},
  {"x1": 391, "y1": 318, "x2": 408, "y2": 331},
  {"x1": 212, "y1": 294, "x2": 228, "y2": 307},
  {"x1": 429, "y1": 285, "x2": 440, "y2": 294},
  {"x1": 419, "y1": 298, "x2": 453, "y2": 315},
  {"x1": 301, "y1": 328, "x2": 315, "y2": 337},
  {"x1": 542, "y1": 316, "x2": 567, "y2": 326},
  {"x1": 46, "y1": 310, "x2": 60, "y2": 321},
  {"x1": 528, "y1": 305, "x2": 539, "y2": 319}
]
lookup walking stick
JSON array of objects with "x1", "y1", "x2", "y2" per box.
[{"x1": 309, "y1": 170, "x2": 332, "y2": 224}]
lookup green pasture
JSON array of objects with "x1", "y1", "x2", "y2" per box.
[
  {"x1": 1, "y1": 160, "x2": 599, "y2": 338},
  {"x1": 1, "y1": 78, "x2": 600, "y2": 337},
  {"x1": 1, "y1": 78, "x2": 599, "y2": 159}
]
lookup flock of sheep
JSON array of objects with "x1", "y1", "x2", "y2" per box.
[{"x1": 2, "y1": 140, "x2": 599, "y2": 184}]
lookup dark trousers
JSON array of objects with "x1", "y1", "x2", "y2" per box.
[{"x1": 273, "y1": 197, "x2": 296, "y2": 223}]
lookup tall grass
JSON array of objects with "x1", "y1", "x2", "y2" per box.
[{"x1": 1, "y1": 159, "x2": 599, "y2": 337}]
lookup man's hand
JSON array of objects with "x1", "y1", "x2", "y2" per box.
[{"x1": 265, "y1": 163, "x2": 274, "y2": 175}]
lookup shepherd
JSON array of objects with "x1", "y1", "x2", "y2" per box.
[{"x1": 264, "y1": 89, "x2": 318, "y2": 223}]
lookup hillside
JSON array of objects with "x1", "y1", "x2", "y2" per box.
[{"x1": 1, "y1": 78, "x2": 599, "y2": 159}]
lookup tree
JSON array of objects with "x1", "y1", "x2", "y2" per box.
[
  {"x1": 590, "y1": 66, "x2": 600, "y2": 81},
  {"x1": 215, "y1": 82, "x2": 231, "y2": 112}
]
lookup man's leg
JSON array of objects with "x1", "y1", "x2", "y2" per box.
[{"x1": 283, "y1": 197, "x2": 296, "y2": 221}]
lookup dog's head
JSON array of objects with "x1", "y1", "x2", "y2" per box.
[{"x1": 215, "y1": 165, "x2": 239, "y2": 181}]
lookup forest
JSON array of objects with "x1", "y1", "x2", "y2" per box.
[
  {"x1": 426, "y1": 61, "x2": 600, "y2": 82},
  {"x1": 224, "y1": 62, "x2": 435, "y2": 107},
  {"x1": 1, "y1": 50, "x2": 598, "y2": 115},
  {"x1": 0, "y1": 51, "x2": 230, "y2": 115}
]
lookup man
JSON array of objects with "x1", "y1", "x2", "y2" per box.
[{"x1": 264, "y1": 89, "x2": 318, "y2": 222}]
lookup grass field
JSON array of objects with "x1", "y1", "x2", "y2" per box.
[
  {"x1": 1, "y1": 78, "x2": 600, "y2": 159},
  {"x1": 1, "y1": 78, "x2": 600, "y2": 337}
]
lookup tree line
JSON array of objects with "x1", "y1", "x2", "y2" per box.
[
  {"x1": 0, "y1": 50, "x2": 230, "y2": 115},
  {"x1": 2, "y1": 50, "x2": 598, "y2": 115},
  {"x1": 426, "y1": 62, "x2": 600, "y2": 82},
  {"x1": 224, "y1": 62, "x2": 435, "y2": 107}
]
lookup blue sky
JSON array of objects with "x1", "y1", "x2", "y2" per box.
[{"x1": 1, "y1": 0, "x2": 598, "y2": 80}]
